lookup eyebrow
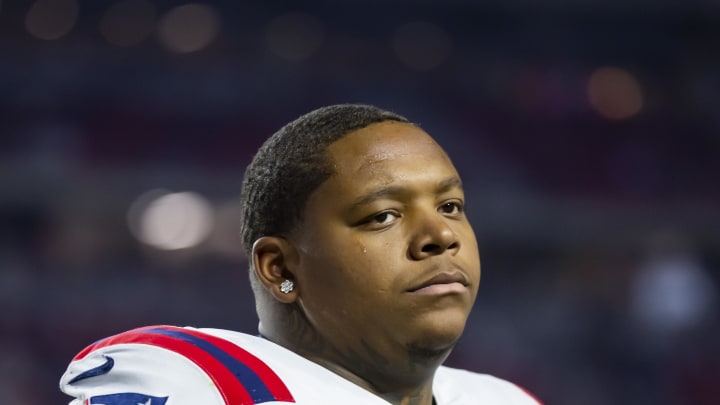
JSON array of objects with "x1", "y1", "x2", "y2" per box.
[
  {"x1": 436, "y1": 177, "x2": 463, "y2": 194},
  {"x1": 350, "y1": 177, "x2": 463, "y2": 209}
]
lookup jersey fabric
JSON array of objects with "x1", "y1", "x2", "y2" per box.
[{"x1": 60, "y1": 325, "x2": 541, "y2": 405}]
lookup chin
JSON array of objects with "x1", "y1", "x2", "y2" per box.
[
  {"x1": 405, "y1": 337, "x2": 458, "y2": 362},
  {"x1": 406, "y1": 326, "x2": 466, "y2": 361},
  {"x1": 405, "y1": 312, "x2": 468, "y2": 355}
]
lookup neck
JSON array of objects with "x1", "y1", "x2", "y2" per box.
[
  {"x1": 259, "y1": 303, "x2": 448, "y2": 405},
  {"x1": 308, "y1": 355, "x2": 438, "y2": 405}
]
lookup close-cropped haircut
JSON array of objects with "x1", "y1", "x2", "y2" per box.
[{"x1": 239, "y1": 104, "x2": 409, "y2": 259}]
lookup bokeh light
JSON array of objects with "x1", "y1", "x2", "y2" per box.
[
  {"x1": 587, "y1": 66, "x2": 644, "y2": 120},
  {"x1": 157, "y1": 3, "x2": 221, "y2": 53},
  {"x1": 206, "y1": 200, "x2": 245, "y2": 260},
  {"x1": 128, "y1": 190, "x2": 214, "y2": 250},
  {"x1": 392, "y1": 22, "x2": 452, "y2": 71},
  {"x1": 266, "y1": 12, "x2": 324, "y2": 61},
  {"x1": 25, "y1": 0, "x2": 78, "y2": 40},
  {"x1": 99, "y1": 0, "x2": 156, "y2": 47}
]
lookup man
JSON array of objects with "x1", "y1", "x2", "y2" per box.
[{"x1": 60, "y1": 104, "x2": 541, "y2": 405}]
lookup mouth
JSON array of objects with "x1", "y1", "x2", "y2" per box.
[{"x1": 407, "y1": 271, "x2": 469, "y2": 295}]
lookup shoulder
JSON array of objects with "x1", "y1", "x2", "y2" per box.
[
  {"x1": 60, "y1": 325, "x2": 390, "y2": 405},
  {"x1": 60, "y1": 325, "x2": 296, "y2": 405},
  {"x1": 434, "y1": 366, "x2": 543, "y2": 405}
]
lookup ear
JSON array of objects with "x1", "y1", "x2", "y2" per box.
[{"x1": 252, "y1": 236, "x2": 299, "y2": 304}]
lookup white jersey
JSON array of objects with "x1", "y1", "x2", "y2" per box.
[{"x1": 60, "y1": 325, "x2": 541, "y2": 405}]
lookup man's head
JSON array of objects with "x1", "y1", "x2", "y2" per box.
[
  {"x1": 240, "y1": 104, "x2": 481, "y2": 389},
  {"x1": 240, "y1": 104, "x2": 409, "y2": 260}
]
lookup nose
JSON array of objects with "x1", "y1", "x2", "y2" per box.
[{"x1": 409, "y1": 212, "x2": 460, "y2": 260}]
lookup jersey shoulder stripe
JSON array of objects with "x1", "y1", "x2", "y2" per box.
[{"x1": 73, "y1": 325, "x2": 294, "y2": 405}]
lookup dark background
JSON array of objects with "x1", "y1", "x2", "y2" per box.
[{"x1": 1, "y1": 1, "x2": 719, "y2": 404}]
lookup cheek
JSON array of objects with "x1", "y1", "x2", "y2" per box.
[
  {"x1": 298, "y1": 246, "x2": 395, "y2": 329},
  {"x1": 301, "y1": 239, "x2": 398, "y2": 299},
  {"x1": 458, "y1": 225, "x2": 481, "y2": 282},
  {"x1": 299, "y1": 236, "x2": 368, "y2": 288},
  {"x1": 462, "y1": 228, "x2": 479, "y2": 261},
  {"x1": 296, "y1": 221, "x2": 407, "y2": 294}
]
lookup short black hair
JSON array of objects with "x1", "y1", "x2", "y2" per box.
[{"x1": 240, "y1": 104, "x2": 409, "y2": 257}]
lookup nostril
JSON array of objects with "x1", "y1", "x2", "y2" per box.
[{"x1": 420, "y1": 241, "x2": 458, "y2": 254}]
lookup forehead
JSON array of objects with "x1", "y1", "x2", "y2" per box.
[
  {"x1": 326, "y1": 121, "x2": 455, "y2": 180},
  {"x1": 319, "y1": 121, "x2": 458, "y2": 197}
]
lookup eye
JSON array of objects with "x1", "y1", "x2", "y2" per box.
[
  {"x1": 371, "y1": 211, "x2": 399, "y2": 225},
  {"x1": 439, "y1": 201, "x2": 463, "y2": 215},
  {"x1": 357, "y1": 210, "x2": 400, "y2": 229}
]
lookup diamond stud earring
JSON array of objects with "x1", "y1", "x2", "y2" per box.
[{"x1": 280, "y1": 279, "x2": 295, "y2": 294}]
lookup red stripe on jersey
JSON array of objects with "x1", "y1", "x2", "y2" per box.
[
  {"x1": 151, "y1": 326, "x2": 294, "y2": 403},
  {"x1": 73, "y1": 325, "x2": 294, "y2": 404},
  {"x1": 74, "y1": 326, "x2": 255, "y2": 405}
]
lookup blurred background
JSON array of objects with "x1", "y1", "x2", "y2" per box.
[{"x1": 1, "y1": 0, "x2": 719, "y2": 404}]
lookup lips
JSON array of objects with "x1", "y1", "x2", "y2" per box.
[{"x1": 407, "y1": 270, "x2": 469, "y2": 293}]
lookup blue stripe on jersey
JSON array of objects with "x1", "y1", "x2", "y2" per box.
[
  {"x1": 144, "y1": 327, "x2": 275, "y2": 404},
  {"x1": 68, "y1": 355, "x2": 115, "y2": 384}
]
